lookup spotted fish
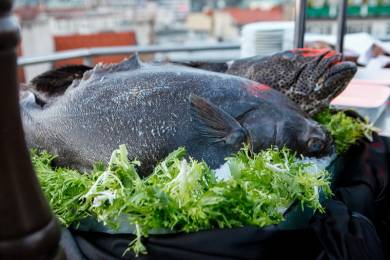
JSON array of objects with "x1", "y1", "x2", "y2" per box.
[{"x1": 177, "y1": 48, "x2": 357, "y2": 115}]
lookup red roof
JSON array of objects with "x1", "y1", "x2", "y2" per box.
[
  {"x1": 54, "y1": 31, "x2": 137, "y2": 67},
  {"x1": 223, "y1": 7, "x2": 283, "y2": 25}
]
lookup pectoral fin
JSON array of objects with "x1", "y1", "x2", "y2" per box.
[{"x1": 190, "y1": 94, "x2": 247, "y2": 146}]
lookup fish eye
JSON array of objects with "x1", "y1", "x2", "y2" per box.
[{"x1": 307, "y1": 137, "x2": 325, "y2": 154}]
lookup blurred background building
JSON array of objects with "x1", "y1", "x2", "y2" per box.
[{"x1": 13, "y1": 0, "x2": 390, "y2": 81}]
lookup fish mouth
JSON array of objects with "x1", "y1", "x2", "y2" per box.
[
  {"x1": 313, "y1": 50, "x2": 357, "y2": 96},
  {"x1": 304, "y1": 135, "x2": 335, "y2": 158},
  {"x1": 321, "y1": 61, "x2": 357, "y2": 91},
  {"x1": 300, "y1": 119, "x2": 335, "y2": 158}
]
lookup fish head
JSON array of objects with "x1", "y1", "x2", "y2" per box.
[
  {"x1": 287, "y1": 48, "x2": 357, "y2": 99},
  {"x1": 232, "y1": 48, "x2": 357, "y2": 115},
  {"x1": 238, "y1": 98, "x2": 334, "y2": 157},
  {"x1": 278, "y1": 113, "x2": 334, "y2": 157},
  {"x1": 191, "y1": 91, "x2": 334, "y2": 158}
]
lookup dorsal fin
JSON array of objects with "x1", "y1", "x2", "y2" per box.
[
  {"x1": 190, "y1": 94, "x2": 247, "y2": 147},
  {"x1": 122, "y1": 53, "x2": 142, "y2": 70},
  {"x1": 91, "y1": 53, "x2": 142, "y2": 75},
  {"x1": 109, "y1": 53, "x2": 142, "y2": 71}
]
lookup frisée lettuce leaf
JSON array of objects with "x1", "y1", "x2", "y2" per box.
[
  {"x1": 32, "y1": 145, "x2": 331, "y2": 256},
  {"x1": 314, "y1": 108, "x2": 376, "y2": 154}
]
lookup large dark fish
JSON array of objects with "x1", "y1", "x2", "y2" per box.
[
  {"x1": 20, "y1": 55, "x2": 332, "y2": 175},
  {"x1": 177, "y1": 49, "x2": 357, "y2": 115}
]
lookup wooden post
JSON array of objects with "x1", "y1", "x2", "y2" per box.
[{"x1": 0, "y1": 0, "x2": 64, "y2": 258}]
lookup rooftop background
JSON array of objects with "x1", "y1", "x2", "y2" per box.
[{"x1": 13, "y1": 0, "x2": 390, "y2": 82}]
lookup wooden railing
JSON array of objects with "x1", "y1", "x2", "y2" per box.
[{"x1": 0, "y1": 0, "x2": 64, "y2": 258}]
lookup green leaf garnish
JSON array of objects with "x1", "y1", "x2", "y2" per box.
[
  {"x1": 32, "y1": 145, "x2": 331, "y2": 256},
  {"x1": 314, "y1": 108, "x2": 376, "y2": 154}
]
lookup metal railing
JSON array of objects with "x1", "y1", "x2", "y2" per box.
[
  {"x1": 17, "y1": 42, "x2": 241, "y2": 67},
  {"x1": 18, "y1": 0, "x2": 348, "y2": 68},
  {"x1": 293, "y1": 0, "x2": 348, "y2": 52}
]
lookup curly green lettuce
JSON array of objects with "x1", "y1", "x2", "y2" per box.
[
  {"x1": 32, "y1": 145, "x2": 331, "y2": 256},
  {"x1": 314, "y1": 108, "x2": 376, "y2": 154}
]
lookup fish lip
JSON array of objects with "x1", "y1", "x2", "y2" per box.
[
  {"x1": 326, "y1": 61, "x2": 357, "y2": 78},
  {"x1": 323, "y1": 62, "x2": 357, "y2": 86},
  {"x1": 314, "y1": 51, "x2": 342, "y2": 78},
  {"x1": 301, "y1": 120, "x2": 334, "y2": 158},
  {"x1": 328, "y1": 144, "x2": 337, "y2": 155},
  {"x1": 307, "y1": 133, "x2": 335, "y2": 158},
  {"x1": 304, "y1": 142, "x2": 334, "y2": 158}
]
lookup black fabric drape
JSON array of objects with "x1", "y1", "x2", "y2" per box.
[{"x1": 332, "y1": 133, "x2": 389, "y2": 259}]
